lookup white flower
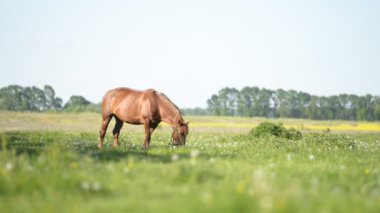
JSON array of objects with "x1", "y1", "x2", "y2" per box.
[
  {"x1": 5, "y1": 162, "x2": 13, "y2": 171},
  {"x1": 287, "y1": 154, "x2": 292, "y2": 161},
  {"x1": 253, "y1": 168, "x2": 265, "y2": 181},
  {"x1": 308, "y1": 154, "x2": 315, "y2": 161},
  {"x1": 92, "y1": 182, "x2": 102, "y2": 191},
  {"x1": 190, "y1": 149, "x2": 200, "y2": 158},
  {"x1": 81, "y1": 182, "x2": 90, "y2": 191},
  {"x1": 171, "y1": 154, "x2": 179, "y2": 161},
  {"x1": 81, "y1": 181, "x2": 101, "y2": 191}
]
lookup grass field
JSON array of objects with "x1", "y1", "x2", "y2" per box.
[{"x1": 0, "y1": 111, "x2": 380, "y2": 212}]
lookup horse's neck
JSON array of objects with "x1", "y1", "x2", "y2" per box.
[
  {"x1": 158, "y1": 95, "x2": 182, "y2": 128},
  {"x1": 162, "y1": 108, "x2": 182, "y2": 128}
]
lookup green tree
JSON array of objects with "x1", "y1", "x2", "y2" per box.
[
  {"x1": 374, "y1": 96, "x2": 380, "y2": 120},
  {"x1": 338, "y1": 94, "x2": 350, "y2": 119},
  {"x1": 207, "y1": 94, "x2": 221, "y2": 116},
  {"x1": 237, "y1": 87, "x2": 254, "y2": 117},
  {"x1": 348, "y1": 95, "x2": 359, "y2": 120},
  {"x1": 248, "y1": 86, "x2": 261, "y2": 117},
  {"x1": 218, "y1": 87, "x2": 239, "y2": 116},
  {"x1": 257, "y1": 88, "x2": 273, "y2": 117},
  {"x1": 64, "y1": 95, "x2": 91, "y2": 112},
  {"x1": 296, "y1": 91, "x2": 311, "y2": 118},
  {"x1": 327, "y1": 96, "x2": 341, "y2": 120},
  {"x1": 274, "y1": 89, "x2": 292, "y2": 118},
  {"x1": 355, "y1": 95, "x2": 374, "y2": 121},
  {"x1": 43, "y1": 85, "x2": 62, "y2": 110},
  {"x1": 0, "y1": 85, "x2": 24, "y2": 110},
  {"x1": 24, "y1": 86, "x2": 47, "y2": 111},
  {"x1": 287, "y1": 90, "x2": 303, "y2": 118},
  {"x1": 305, "y1": 95, "x2": 321, "y2": 120},
  {"x1": 206, "y1": 86, "x2": 379, "y2": 121}
]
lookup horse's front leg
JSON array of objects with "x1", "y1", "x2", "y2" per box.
[
  {"x1": 98, "y1": 115, "x2": 112, "y2": 149},
  {"x1": 143, "y1": 119, "x2": 151, "y2": 149}
]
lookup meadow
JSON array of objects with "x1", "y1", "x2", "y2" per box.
[{"x1": 0, "y1": 111, "x2": 380, "y2": 212}]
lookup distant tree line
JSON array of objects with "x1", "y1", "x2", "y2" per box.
[
  {"x1": 0, "y1": 85, "x2": 100, "y2": 112},
  {"x1": 181, "y1": 107, "x2": 211, "y2": 116},
  {"x1": 207, "y1": 86, "x2": 380, "y2": 121},
  {"x1": 3, "y1": 84, "x2": 380, "y2": 121}
]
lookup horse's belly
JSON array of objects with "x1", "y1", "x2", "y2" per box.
[
  {"x1": 125, "y1": 120, "x2": 143, "y2": 125},
  {"x1": 116, "y1": 114, "x2": 144, "y2": 125}
]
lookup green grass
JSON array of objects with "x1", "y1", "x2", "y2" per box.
[
  {"x1": 0, "y1": 112, "x2": 380, "y2": 212},
  {"x1": 0, "y1": 111, "x2": 380, "y2": 212}
]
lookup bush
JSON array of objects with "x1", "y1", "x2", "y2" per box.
[
  {"x1": 305, "y1": 133, "x2": 356, "y2": 150},
  {"x1": 249, "y1": 122, "x2": 302, "y2": 140}
]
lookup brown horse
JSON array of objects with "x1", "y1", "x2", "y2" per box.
[{"x1": 98, "y1": 87, "x2": 189, "y2": 149}]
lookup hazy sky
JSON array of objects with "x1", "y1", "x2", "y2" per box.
[{"x1": 1, "y1": 0, "x2": 379, "y2": 108}]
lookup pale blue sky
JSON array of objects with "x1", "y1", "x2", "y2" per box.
[{"x1": 1, "y1": 0, "x2": 379, "y2": 108}]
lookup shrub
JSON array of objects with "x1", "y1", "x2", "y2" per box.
[
  {"x1": 305, "y1": 133, "x2": 356, "y2": 150},
  {"x1": 249, "y1": 122, "x2": 302, "y2": 140}
]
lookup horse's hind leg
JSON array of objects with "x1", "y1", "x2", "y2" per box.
[
  {"x1": 98, "y1": 114, "x2": 113, "y2": 149},
  {"x1": 112, "y1": 117, "x2": 123, "y2": 147}
]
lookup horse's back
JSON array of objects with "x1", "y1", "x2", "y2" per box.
[
  {"x1": 103, "y1": 87, "x2": 140, "y2": 97},
  {"x1": 101, "y1": 87, "x2": 160, "y2": 123}
]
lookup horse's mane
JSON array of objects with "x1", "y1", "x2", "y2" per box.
[{"x1": 158, "y1": 92, "x2": 182, "y2": 117}]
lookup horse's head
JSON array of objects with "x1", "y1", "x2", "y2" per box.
[{"x1": 172, "y1": 121, "x2": 189, "y2": 145}]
